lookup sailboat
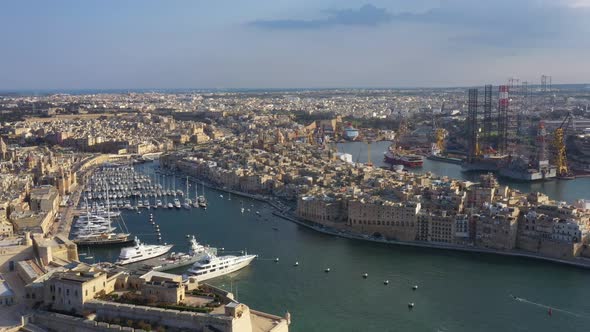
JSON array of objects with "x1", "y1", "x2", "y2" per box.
[
  {"x1": 193, "y1": 182, "x2": 200, "y2": 208},
  {"x1": 240, "y1": 201, "x2": 245, "y2": 214},
  {"x1": 228, "y1": 192, "x2": 232, "y2": 201},
  {"x1": 73, "y1": 184, "x2": 132, "y2": 246},
  {"x1": 183, "y1": 177, "x2": 192, "y2": 209},
  {"x1": 198, "y1": 181, "x2": 208, "y2": 209}
]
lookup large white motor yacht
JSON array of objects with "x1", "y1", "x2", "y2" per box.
[
  {"x1": 116, "y1": 237, "x2": 173, "y2": 265},
  {"x1": 187, "y1": 252, "x2": 257, "y2": 282}
]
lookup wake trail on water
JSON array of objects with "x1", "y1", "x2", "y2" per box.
[{"x1": 510, "y1": 295, "x2": 590, "y2": 319}]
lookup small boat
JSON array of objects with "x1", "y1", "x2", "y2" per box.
[
  {"x1": 408, "y1": 303, "x2": 415, "y2": 309},
  {"x1": 294, "y1": 261, "x2": 299, "y2": 266},
  {"x1": 363, "y1": 273, "x2": 368, "y2": 279},
  {"x1": 384, "y1": 280, "x2": 389, "y2": 285},
  {"x1": 219, "y1": 194, "x2": 224, "y2": 198},
  {"x1": 412, "y1": 285, "x2": 418, "y2": 290},
  {"x1": 274, "y1": 258, "x2": 279, "y2": 262},
  {"x1": 324, "y1": 268, "x2": 331, "y2": 273}
]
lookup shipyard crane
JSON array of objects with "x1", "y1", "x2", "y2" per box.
[
  {"x1": 553, "y1": 113, "x2": 572, "y2": 177},
  {"x1": 431, "y1": 102, "x2": 446, "y2": 155},
  {"x1": 366, "y1": 141, "x2": 373, "y2": 167},
  {"x1": 307, "y1": 130, "x2": 316, "y2": 145},
  {"x1": 435, "y1": 128, "x2": 446, "y2": 152}
]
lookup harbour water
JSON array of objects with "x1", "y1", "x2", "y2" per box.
[{"x1": 83, "y1": 161, "x2": 590, "y2": 332}]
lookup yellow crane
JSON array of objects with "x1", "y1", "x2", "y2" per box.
[
  {"x1": 367, "y1": 141, "x2": 373, "y2": 167},
  {"x1": 553, "y1": 113, "x2": 572, "y2": 177},
  {"x1": 435, "y1": 128, "x2": 445, "y2": 152},
  {"x1": 307, "y1": 130, "x2": 315, "y2": 145}
]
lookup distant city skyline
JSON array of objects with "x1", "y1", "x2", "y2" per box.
[{"x1": 2, "y1": 0, "x2": 589, "y2": 90}]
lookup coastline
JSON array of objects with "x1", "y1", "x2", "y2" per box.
[
  {"x1": 271, "y1": 211, "x2": 590, "y2": 270},
  {"x1": 174, "y1": 170, "x2": 590, "y2": 271}
]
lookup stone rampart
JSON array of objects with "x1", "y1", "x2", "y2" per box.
[{"x1": 86, "y1": 300, "x2": 235, "y2": 331}]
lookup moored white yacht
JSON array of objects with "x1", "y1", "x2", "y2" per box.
[
  {"x1": 187, "y1": 251, "x2": 257, "y2": 282},
  {"x1": 116, "y1": 237, "x2": 173, "y2": 265}
]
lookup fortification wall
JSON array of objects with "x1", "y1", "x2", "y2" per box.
[
  {"x1": 31, "y1": 311, "x2": 145, "y2": 332},
  {"x1": 86, "y1": 300, "x2": 239, "y2": 332}
]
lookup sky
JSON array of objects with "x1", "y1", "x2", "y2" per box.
[{"x1": 1, "y1": 0, "x2": 589, "y2": 90}]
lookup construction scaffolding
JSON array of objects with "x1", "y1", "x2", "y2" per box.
[
  {"x1": 467, "y1": 88, "x2": 479, "y2": 162},
  {"x1": 483, "y1": 84, "x2": 493, "y2": 150},
  {"x1": 497, "y1": 85, "x2": 509, "y2": 155}
]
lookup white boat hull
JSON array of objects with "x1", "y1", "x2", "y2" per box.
[
  {"x1": 116, "y1": 244, "x2": 173, "y2": 265},
  {"x1": 188, "y1": 255, "x2": 256, "y2": 282}
]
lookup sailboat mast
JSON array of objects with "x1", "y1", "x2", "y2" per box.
[{"x1": 106, "y1": 183, "x2": 111, "y2": 228}]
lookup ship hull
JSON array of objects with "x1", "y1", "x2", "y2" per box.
[
  {"x1": 74, "y1": 237, "x2": 134, "y2": 246},
  {"x1": 384, "y1": 154, "x2": 423, "y2": 168},
  {"x1": 188, "y1": 255, "x2": 256, "y2": 282},
  {"x1": 116, "y1": 245, "x2": 174, "y2": 265},
  {"x1": 498, "y1": 167, "x2": 557, "y2": 181},
  {"x1": 72, "y1": 234, "x2": 133, "y2": 246}
]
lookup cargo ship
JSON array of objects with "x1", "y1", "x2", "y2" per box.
[
  {"x1": 384, "y1": 149, "x2": 423, "y2": 168},
  {"x1": 342, "y1": 123, "x2": 359, "y2": 141}
]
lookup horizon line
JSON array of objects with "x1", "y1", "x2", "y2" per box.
[{"x1": 1, "y1": 82, "x2": 590, "y2": 94}]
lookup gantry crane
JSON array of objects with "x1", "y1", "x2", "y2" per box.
[{"x1": 553, "y1": 113, "x2": 572, "y2": 177}]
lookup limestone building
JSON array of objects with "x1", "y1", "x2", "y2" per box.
[{"x1": 348, "y1": 200, "x2": 421, "y2": 241}]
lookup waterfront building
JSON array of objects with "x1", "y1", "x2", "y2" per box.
[
  {"x1": 476, "y1": 204, "x2": 520, "y2": 250},
  {"x1": 347, "y1": 200, "x2": 421, "y2": 241},
  {"x1": 427, "y1": 211, "x2": 456, "y2": 244},
  {"x1": 416, "y1": 212, "x2": 429, "y2": 241},
  {"x1": 517, "y1": 207, "x2": 589, "y2": 258},
  {"x1": 296, "y1": 195, "x2": 347, "y2": 226},
  {"x1": 552, "y1": 221, "x2": 586, "y2": 243},
  {"x1": 454, "y1": 214, "x2": 470, "y2": 244}
]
